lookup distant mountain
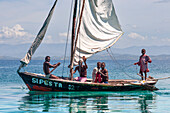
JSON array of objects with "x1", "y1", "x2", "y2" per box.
[
  {"x1": 0, "y1": 44, "x2": 170, "y2": 60},
  {"x1": 89, "y1": 53, "x2": 170, "y2": 60},
  {"x1": 0, "y1": 56, "x2": 19, "y2": 60},
  {"x1": 110, "y1": 46, "x2": 170, "y2": 56},
  {"x1": 1, "y1": 54, "x2": 170, "y2": 61},
  {"x1": 0, "y1": 43, "x2": 70, "y2": 59}
]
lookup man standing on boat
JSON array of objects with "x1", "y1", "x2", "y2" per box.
[
  {"x1": 43, "y1": 56, "x2": 61, "y2": 79},
  {"x1": 92, "y1": 62, "x2": 102, "y2": 83},
  {"x1": 100, "y1": 62, "x2": 109, "y2": 84},
  {"x1": 73, "y1": 56, "x2": 88, "y2": 82},
  {"x1": 134, "y1": 49, "x2": 152, "y2": 80}
]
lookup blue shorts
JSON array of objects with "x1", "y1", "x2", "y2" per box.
[{"x1": 104, "y1": 81, "x2": 108, "y2": 84}]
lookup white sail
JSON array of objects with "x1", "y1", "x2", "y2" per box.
[
  {"x1": 73, "y1": 0, "x2": 123, "y2": 64},
  {"x1": 18, "y1": 0, "x2": 58, "y2": 71}
]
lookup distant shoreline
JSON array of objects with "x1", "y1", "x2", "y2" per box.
[{"x1": 1, "y1": 54, "x2": 170, "y2": 61}]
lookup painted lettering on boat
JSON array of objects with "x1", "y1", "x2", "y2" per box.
[
  {"x1": 54, "y1": 82, "x2": 62, "y2": 88},
  {"x1": 68, "y1": 84, "x2": 75, "y2": 90},
  {"x1": 32, "y1": 78, "x2": 53, "y2": 87},
  {"x1": 31, "y1": 77, "x2": 75, "y2": 90}
]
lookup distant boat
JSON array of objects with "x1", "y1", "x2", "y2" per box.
[{"x1": 17, "y1": 0, "x2": 158, "y2": 91}]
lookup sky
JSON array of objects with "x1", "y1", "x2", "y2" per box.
[{"x1": 0, "y1": 0, "x2": 170, "y2": 48}]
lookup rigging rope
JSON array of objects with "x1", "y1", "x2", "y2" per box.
[
  {"x1": 78, "y1": 1, "x2": 82, "y2": 74},
  {"x1": 109, "y1": 48, "x2": 134, "y2": 68},
  {"x1": 136, "y1": 65, "x2": 139, "y2": 75},
  {"x1": 107, "y1": 49, "x2": 138, "y2": 79},
  {"x1": 62, "y1": 0, "x2": 74, "y2": 77}
]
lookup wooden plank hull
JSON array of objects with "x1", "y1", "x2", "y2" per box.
[{"x1": 18, "y1": 72, "x2": 158, "y2": 92}]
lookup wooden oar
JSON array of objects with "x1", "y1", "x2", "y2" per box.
[
  {"x1": 137, "y1": 73, "x2": 143, "y2": 77},
  {"x1": 50, "y1": 63, "x2": 60, "y2": 74},
  {"x1": 154, "y1": 76, "x2": 170, "y2": 80},
  {"x1": 137, "y1": 72, "x2": 170, "y2": 81},
  {"x1": 50, "y1": 66, "x2": 57, "y2": 74}
]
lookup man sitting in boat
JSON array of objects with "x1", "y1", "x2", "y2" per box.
[
  {"x1": 134, "y1": 49, "x2": 152, "y2": 80},
  {"x1": 43, "y1": 56, "x2": 61, "y2": 79},
  {"x1": 100, "y1": 62, "x2": 109, "y2": 84},
  {"x1": 92, "y1": 62, "x2": 102, "y2": 83},
  {"x1": 73, "y1": 56, "x2": 88, "y2": 82}
]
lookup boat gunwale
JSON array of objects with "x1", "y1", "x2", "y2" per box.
[{"x1": 18, "y1": 72, "x2": 157, "y2": 87}]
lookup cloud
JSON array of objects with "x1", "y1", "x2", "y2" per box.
[
  {"x1": 151, "y1": 36, "x2": 158, "y2": 39},
  {"x1": 0, "y1": 24, "x2": 25, "y2": 38},
  {"x1": 128, "y1": 32, "x2": 146, "y2": 40},
  {"x1": 32, "y1": 31, "x2": 72, "y2": 44},
  {"x1": 0, "y1": 24, "x2": 33, "y2": 40},
  {"x1": 123, "y1": 24, "x2": 137, "y2": 29},
  {"x1": 154, "y1": 0, "x2": 170, "y2": 3},
  {"x1": 44, "y1": 35, "x2": 57, "y2": 43},
  {"x1": 57, "y1": 31, "x2": 71, "y2": 43},
  {"x1": 161, "y1": 38, "x2": 170, "y2": 42},
  {"x1": 59, "y1": 31, "x2": 71, "y2": 38},
  {"x1": 0, "y1": 24, "x2": 72, "y2": 45},
  {"x1": 0, "y1": 24, "x2": 35, "y2": 44},
  {"x1": 131, "y1": 25, "x2": 137, "y2": 29}
]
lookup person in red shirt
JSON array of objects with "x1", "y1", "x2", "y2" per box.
[
  {"x1": 134, "y1": 49, "x2": 152, "y2": 80},
  {"x1": 93, "y1": 62, "x2": 102, "y2": 83}
]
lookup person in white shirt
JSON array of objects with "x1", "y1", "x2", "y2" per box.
[{"x1": 92, "y1": 62, "x2": 101, "y2": 83}]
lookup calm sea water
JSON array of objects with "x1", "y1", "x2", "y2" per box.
[{"x1": 0, "y1": 60, "x2": 170, "y2": 113}]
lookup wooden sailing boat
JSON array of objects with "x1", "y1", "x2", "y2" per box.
[{"x1": 17, "y1": 0, "x2": 158, "y2": 91}]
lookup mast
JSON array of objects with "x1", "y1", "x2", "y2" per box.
[
  {"x1": 70, "y1": 0, "x2": 86, "y2": 80},
  {"x1": 70, "y1": 0, "x2": 78, "y2": 80}
]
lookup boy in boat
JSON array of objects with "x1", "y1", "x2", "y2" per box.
[
  {"x1": 92, "y1": 62, "x2": 102, "y2": 83},
  {"x1": 134, "y1": 49, "x2": 152, "y2": 80},
  {"x1": 43, "y1": 56, "x2": 61, "y2": 79},
  {"x1": 100, "y1": 62, "x2": 109, "y2": 84},
  {"x1": 73, "y1": 56, "x2": 88, "y2": 82}
]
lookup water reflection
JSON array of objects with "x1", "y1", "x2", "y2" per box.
[
  {"x1": 138, "y1": 94, "x2": 155, "y2": 113},
  {"x1": 18, "y1": 91, "x2": 156, "y2": 112},
  {"x1": 92, "y1": 96, "x2": 109, "y2": 112}
]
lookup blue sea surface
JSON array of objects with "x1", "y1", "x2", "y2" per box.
[{"x1": 0, "y1": 60, "x2": 170, "y2": 113}]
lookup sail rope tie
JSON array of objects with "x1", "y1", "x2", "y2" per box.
[
  {"x1": 107, "y1": 49, "x2": 138, "y2": 79},
  {"x1": 62, "y1": 0, "x2": 74, "y2": 77}
]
